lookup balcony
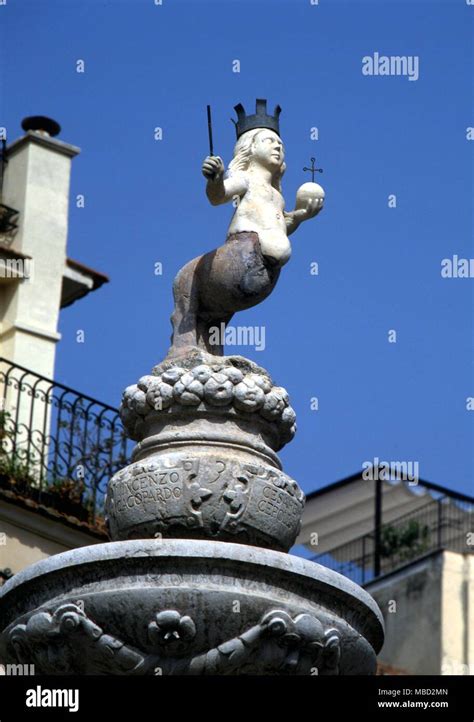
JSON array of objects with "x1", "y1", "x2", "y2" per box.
[
  {"x1": 0, "y1": 357, "x2": 133, "y2": 534},
  {"x1": 310, "y1": 496, "x2": 474, "y2": 585}
]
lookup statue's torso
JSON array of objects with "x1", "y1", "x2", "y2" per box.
[{"x1": 227, "y1": 180, "x2": 291, "y2": 266}]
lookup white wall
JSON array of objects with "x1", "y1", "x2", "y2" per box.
[
  {"x1": 0, "y1": 500, "x2": 104, "y2": 578},
  {"x1": 1, "y1": 132, "x2": 79, "y2": 380},
  {"x1": 367, "y1": 550, "x2": 473, "y2": 675}
]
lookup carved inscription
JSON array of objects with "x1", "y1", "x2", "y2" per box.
[
  {"x1": 113, "y1": 460, "x2": 198, "y2": 513},
  {"x1": 107, "y1": 454, "x2": 303, "y2": 549},
  {"x1": 257, "y1": 484, "x2": 301, "y2": 531}
]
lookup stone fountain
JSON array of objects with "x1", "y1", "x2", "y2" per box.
[{"x1": 0, "y1": 100, "x2": 383, "y2": 675}]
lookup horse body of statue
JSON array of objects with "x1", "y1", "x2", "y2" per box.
[{"x1": 168, "y1": 100, "x2": 325, "y2": 357}]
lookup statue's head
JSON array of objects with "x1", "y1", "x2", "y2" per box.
[
  {"x1": 228, "y1": 128, "x2": 286, "y2": 189},
  {"x1": 249, "y1": 129, "x2": 285, "y2": 172}
]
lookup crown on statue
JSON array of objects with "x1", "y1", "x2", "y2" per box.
[{"x1": 232, "y1": 98, "x2": 282, "y2": 139}]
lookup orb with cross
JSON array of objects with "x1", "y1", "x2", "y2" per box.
[{"x1": 296, "y1": 156, "x2": 325, "y2": 212}]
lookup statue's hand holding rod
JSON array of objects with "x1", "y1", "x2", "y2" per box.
[
  {"x1": 203, "y1": 105, "x2": 224, "y2": 182},
  {"x1": 202, "y1": 155, "x2": 224, "y2": 181}
]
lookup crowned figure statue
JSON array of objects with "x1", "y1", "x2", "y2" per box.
[{"x1": 169, "y1": 99, "x2": 325, "y2": 357}]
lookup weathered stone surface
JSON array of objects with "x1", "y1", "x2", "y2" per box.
[
  {"x1": 169, "y1": 103, "x2": 324, "y2": 357},
  {"x1": 105, "y1": 452, "x2": 304, "y2": 552},
  {"x1": 107, "y1": 350, "x2": 303, "y2": 552},
  {"x1": 0, "y1": 540, "x2": 384, "y2": 675},
  {"x1": 121, "y1": 351, "x2": 296, "y2": 451}
]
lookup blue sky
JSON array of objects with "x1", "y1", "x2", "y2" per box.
[{"x1": 2, "y1": 0, "x2": 473, "y2": 497}]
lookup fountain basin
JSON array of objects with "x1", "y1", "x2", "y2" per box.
[{"x1": 0, "y1": 539, "x2": 383, "y2": 675}]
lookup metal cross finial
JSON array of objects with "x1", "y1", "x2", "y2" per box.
[{"x1": 303, "y1": 157, "x2": 323, "y2": 182}]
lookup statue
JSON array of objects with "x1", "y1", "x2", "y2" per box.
[{"x1": 169, "y1": 99, "x2": 325, "y2": 357}]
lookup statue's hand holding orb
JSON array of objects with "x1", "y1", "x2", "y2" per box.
[
  {"x1": 202, "y1": 155, "x2": 225, "y2": 181},
  {"x1": 295, "y1": 182, "x2": 325, "y2": 219}
]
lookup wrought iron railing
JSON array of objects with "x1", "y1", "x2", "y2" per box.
[
  {"x1": 0, "y1": 357, "x2": 132, "y2": 530},
  {"x1": 311, "y1": 497, "x2": 473, "y2": 586}
]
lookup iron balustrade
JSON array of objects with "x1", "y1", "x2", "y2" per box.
[
  {"x1": 0, "y1": 357, "x2": 132, "y2": 528},
  {"x1": 310, "y1": 496, "x2": 473, "y2": 585}
]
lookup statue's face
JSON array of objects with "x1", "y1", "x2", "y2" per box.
[{"x1": 251, "y1": 130, "x2": 285, "y2": 171}]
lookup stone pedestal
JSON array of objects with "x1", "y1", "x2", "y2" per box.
[
  {"x1": 107, "y1": 352, "x2": 302, "y2": 552},
  {"x1": 0, "y1": 351, "x2": 384, "y2": 674}
]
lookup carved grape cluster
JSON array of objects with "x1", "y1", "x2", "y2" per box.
[{"x1": 120, "y1": 363, "x2": 296, "y2": 444}]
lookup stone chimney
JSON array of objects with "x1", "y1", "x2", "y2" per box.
[{"x1": 0, "y1": 117, "x2": 107, "y2": 380}]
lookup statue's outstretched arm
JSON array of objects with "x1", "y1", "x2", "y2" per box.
[
  {"x1": 202, "y1": 155, "x2": 247, "y2": 206},
  {"x1": 284, "y1": 197, "x2": 324, "y2": 236}
]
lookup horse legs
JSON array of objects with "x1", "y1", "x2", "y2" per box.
[
  {"x1": 169, "y1": 235, "x2": 279, "y2": 358},
  {"x1": 199, "y1": 313, "x2": 234, "y2": 356},
  {"x1": 169, "y1": 257, "x2": 202, "y2": 354}
]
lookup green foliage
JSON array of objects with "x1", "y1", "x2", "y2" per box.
[
  {"x1": 0, "y1": 451, "x2": 35, "y2": 485},
  {"x1": 47, "y1": 476, "x2": 85, "y2": 505},
  {"x1": 380, "y1": 519, "x2": 431, "y2": 561},
  {"x1": 0, "y1": 410, "x2": 12, "y2": 454}
]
